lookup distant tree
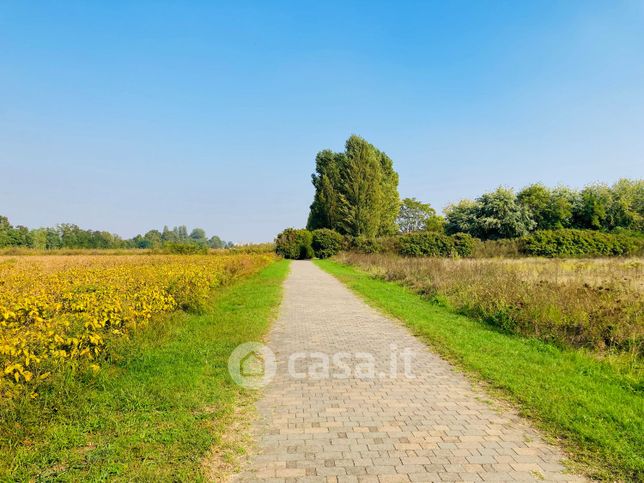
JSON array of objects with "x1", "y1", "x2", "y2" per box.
[
  {"x1": 475, "y1": 187, "x2": 536, "y2": 239},
  {"x1": 518, "y1": 184, "x2": 574, "y2": 230},
  {"x1": 0, "y1": 216, "x2": 13, "y2": 246},
  {"x1": 573, "y1": 184, "x2": 613, "y2": 230},
  {"x1": 444, "y1": 200, "x2": 479, "y2": 236},
  {"x1": 44, "y1": 227, "x2": 62, "y2": 249},
  {"x1": 608, "y1": 178, "x2": 644, "y2": 230},
  {"x1": 189, "y1": 228, "x2": 208, "y2": 245},
  {"x1": 161, "y1": 225, "x2": 177, "y2": 243},
  {"x1": 144, "y1": 229, "x2": 163, "y2": 248},
  {"x1": 173, "y1": 225, "x2": 189, "y2": 241},
  {"x1": 208, "y1": 235, "x2": 225, "y2": 249},
  {"x1": 397, "y1": 198, "x2": 438, "y2": 233},
  {"x1": 30, "y1": 228, "x2": 48, "y2": 249}
]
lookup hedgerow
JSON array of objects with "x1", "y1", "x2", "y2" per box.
[
  {"x1": 275, "y1": 228, "x2": 314, "y2": 259},
  {"x1": 311, "y1": 229, "x2": 343, "y2": 259},
  {"x1": 522, "y1": 229, "x2": 643, "y2": 257}
]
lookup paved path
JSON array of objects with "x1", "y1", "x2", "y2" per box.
[{"x1": 235, "y1": 261, "x2": 583, "y2": 482}]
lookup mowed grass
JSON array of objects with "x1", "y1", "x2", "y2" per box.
[
  {"x1": 316, "y1": 259, "x2": 643, "y2": 481},
  {"x1": 1, "y1": 259, "x2": 290, "y2": 481}
]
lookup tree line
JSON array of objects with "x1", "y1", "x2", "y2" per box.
[
  {"x1": 0, "y1": 217, "x2": 231, "y2": 250},
  {"x1": 306, "y1": 135, "x2": 643, "y2": 241}
]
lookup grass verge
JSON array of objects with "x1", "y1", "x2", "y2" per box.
[
  {"x1": 315, "y1": 259, "x2": 643, "y2": 481},
  {"x1": 1, "y1": 259, "x2": 290, "y2": 481}
]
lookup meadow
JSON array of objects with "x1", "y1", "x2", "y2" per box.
[
  {"x1": 317, "y1": 256, "x2": 644, "y2": 480},
  {"x1": 335, "y1": 252, "x2": 643, "y2": 359},
  {"x1": 0, "y1": 252, "x2": 286, "y2": 480}
]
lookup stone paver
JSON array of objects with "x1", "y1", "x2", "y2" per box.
[{"x1": 233, "y1": 261, "x2": 584, "y2": 482}]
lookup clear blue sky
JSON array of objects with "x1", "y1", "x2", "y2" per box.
[{"x1": 1, "y1": 1, "x2": 643, "y2": 242}]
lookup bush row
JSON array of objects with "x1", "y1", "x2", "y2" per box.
[
  {"x1": 521, "y1": 229, "x2": 643, "y2": 257},
  {"x1": 276, "y1": 228, "x2": 643, "y2": 259},
  {"x1": 275, "y1": 228, "x2": 343, "y2": 260}
]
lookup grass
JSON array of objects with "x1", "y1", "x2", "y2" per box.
[
  {"x1": 316, "y1": 259, "x2": 643, "y2": 481},
  {"x1": 335, "y1": 253, "x2": 643, "y2": 357},
  {"x1": 0, "y1": 259, "x2": 289, "y2": 481}
]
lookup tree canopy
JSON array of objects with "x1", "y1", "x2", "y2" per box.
[
  {"x1": 307, "y1": 135, "x2": 400, "y2": 237},
  {"x1": 0, "y1": 217, "x2": 232, "y2": 250},
  {"x1": 396, "y1": 198, "x2": 444, "y2": 233}
]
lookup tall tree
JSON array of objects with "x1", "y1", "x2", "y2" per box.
[
  {"x1": 306, "y1": 135, "x2": 400, "y2": 237},
  {"x1": 307, "y1": 150, "x2": 343, "y2": 230},
  {"x1": 338, "y1": 136, "x2": 384, "y2": 237}
]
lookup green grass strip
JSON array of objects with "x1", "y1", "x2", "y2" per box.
[
  {"x1": 2, "y1": 259, "x2": 290, "y2": 482},
  {"x1": 315, "y1": 259, "x2": 642, "y2": 481}
]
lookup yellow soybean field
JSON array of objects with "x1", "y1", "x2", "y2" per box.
[{"x1": 0, "y1": 253, "x2": 274, "y2": 401}]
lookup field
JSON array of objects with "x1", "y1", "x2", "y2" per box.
[
  {"x1": 335, "y1": 253, "x2": 643, "y2": 359},
  {"x1": 0, "y1": 252, "x2": 287, "y2": 480},
  {"x1": 317, "y1": 257, "x2": 644, "y2": 480}
]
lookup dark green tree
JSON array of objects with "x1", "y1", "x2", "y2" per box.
[
  {"x1": 475, "y1": 187, "x2": 536, "y2": 239},
  {"x1": 306, "y1": 135, "x2": 400, "y2": 238},
  {"x1": 517, "y1": 184, "x2": 574, "y2": 230}
]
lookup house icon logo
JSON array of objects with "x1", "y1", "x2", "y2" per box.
[
  {"x1": 240, "y1": 351, "x2": 265, "y2": 377},
  {"x1": 228, "y1": 342, "x2": 276, "y2": 388}
]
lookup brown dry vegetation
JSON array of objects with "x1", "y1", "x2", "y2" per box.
[{"x1": 336, "y1": 253, "x2": 643, "y2": 360}]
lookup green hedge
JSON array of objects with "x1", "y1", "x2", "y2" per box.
[
  {"x1": 451, "y1": 233, "x2": 476, "y2": 257},
  {"x1": 312, "y1": 229, "x2": 343, "y2": 259},
  {"x1": 275, "y1": 228, "x2": 314, "y2": 259},
  {"x1": 397, "y1": 232, "x2": 455, "y2": 257},
  {"x1": 521, "y1": 229, "x2": 643, "y2": 257}
]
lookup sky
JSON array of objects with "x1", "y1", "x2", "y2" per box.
[{"x1": 1, "y1": 1, "x2": 643, "y2": 243}]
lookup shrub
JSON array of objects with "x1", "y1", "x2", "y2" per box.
[
  {"x1": 522, "y1": 229, "x2": 643, "y2": 257},
  {"x1": 275, "y1": 228, "x2": 314, "y2": 260},
  {"x1": 350, "y1": 236, "x2": 385, "y2": 254},
  {"x1": 163, "y1": 242, "x2": 208, "y2": 254},
  {"x1": 398, "y1": 232, "x2": 455, "y2": 257},
  {"x1": 451, "y1": 233, "x2": 476, "y2": 257},
  {"x1": 311, "y1": 229, "x2": 343, "y2": 259}
]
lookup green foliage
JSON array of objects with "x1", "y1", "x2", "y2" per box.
[
  {"x1": 451, "y1": 233, "x2": 475, "y2": 257},
  {"x1": 607, "y1": 178, "x2": 644, "y2": 230},
  {"x1": 349, "y1": 236, "x2": 385, "y2": 254},
  {"x1": 445, "y1": 188, "x2": 536, "y2": 240},
  {"x1": 517, "y1": 184, "x2": 574, "y2": 229},
  {"x1": 522, "y1": 229, "x2": 643, "y2": 257},
  {"x1": 307, "y1": 135, "x2": 400, "y2": 237},
  {"x1": 573, "y1": 184, "x2": 613, "y2": 230},
  {"x1": 444, "y1": 199, "x2": 480, "y2": 236},
  {"x1": 398, "y1": 232, "x2": 455, "y2": 257},
  {"x1": 163, "y1": 242, "x2": 209, "y2": 255},
  {"x1": 311, "y1": 228, "x2": 343, "y2": 259},
  {"x1": 446, "y1": 179, "x2": 643, "y2": 241},
  {"x1": 475, "y1": 187, "x2": 536, "y2": 239},
  {"x1": 0, "y1": 215, "x2": 231, "y2": 251},
  {"x1": 274, "y1": 228, "x2": 314, "y2": 259},
  {"x1": 397, "y1": 197, "x2": 438, "y2": 233}
]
